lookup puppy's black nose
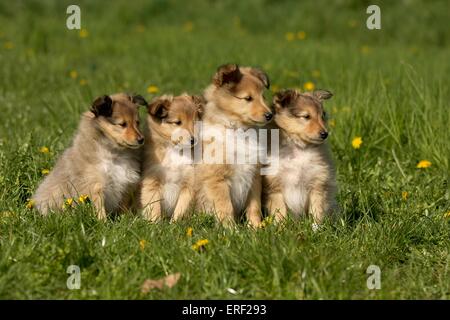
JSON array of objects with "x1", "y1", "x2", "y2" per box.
[
  {"x1": 190, "y1": 137, "x2": 196, "y2": 146},
  {"x1": 264, "y1": 112, "x2": 273, "y2": 121},
  {"x1": 320, "y1": 131, "x2": 328, "y2": 140},
  {"x1": 137, "y1": 137, "x2": 145, "y2": 145}
]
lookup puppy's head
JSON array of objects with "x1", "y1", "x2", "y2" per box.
[
  {"x1": 273, "y1": 89, "x2": 333, "y2": 146},
  {"x1": 207, "y1": 63, "x2": 272, "y2": 126},
  {"x1": 147, "y1": 94, "x2": 203, "y2": 148},
  {"x1": 90, "y1": 93, "x2": 147, "y2": 149}
]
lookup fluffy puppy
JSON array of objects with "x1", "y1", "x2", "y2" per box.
[
  {"x1": 33, "y1": 93, "x2": 147, "y2": 219},
  {"x1": 195, "y1": 64, "x2": 272, "y2": 227},
  {"x1": 139, "y1": 94, "x2": 203, "y2": 221},
  {"x1": 263, "y1": 89, "x2": 338, "y2": 224}
]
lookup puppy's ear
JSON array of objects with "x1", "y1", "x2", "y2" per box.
[
  {"x1": 131, "y1": 94, "x2": 149, "y2": 107},
  {"x1": 148, "y1": 98, "x2": 169, "y2": 119},
  {"x1": 91, "y1": 95, "x2": 113, "y2": 117},
  {"x1": 313, "y1": 90, "x2": 333, "y2": 101},
  {"x1": 273, "y1": 89, "x2": 298, "y2": 110},
  {"x1": 250, "y1": 68, "x2": 270, "y2": 89},
  {"x1": 213, "y1": 63, "x2": 243, "y2": 87},
  {"x1": 191, "y1": 95, "x2": 205, "y2": 117}
]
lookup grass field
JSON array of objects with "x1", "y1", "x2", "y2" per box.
[{"x1": 0, "y1": 0, "x2": 449, "y2": 299}]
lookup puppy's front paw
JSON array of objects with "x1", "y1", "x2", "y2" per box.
[{"x1": 247, "y1": 214, "x2": 262, "y2": 229}]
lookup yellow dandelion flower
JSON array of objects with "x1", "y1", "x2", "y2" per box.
[
  {"x1": 4, "y1": 41, "x2": 14, "y2": 49},
  {"x1": 260, "y1": 216, "x2": 274, "y2": 229},
  {"x1": 79, "y1": 79, "x2": 87, "y2": 86},
  {"x1": 26, "y1": 199, "x2": 35, "y2": 209},
  {"x1": 401, "y1": 191, "x2": 409, "y2": 201},
  {"x1": 41, "y1": 169, "x2": 50, "y2": 175},
  {"x1": 186, "y1": 227, "x2": 193, "y2": 237},
  {"x1": 147, "y1": 85, "x2": 159, "y2": 94},
  {"x1": 79, "y1": 29, "x2": 89, "y2": 38},
  {"x1": 135, "y1": 24, "x2": 145, "y2": 33},
  {"x1": 332, "y1": 106, "x2": 338, "y2": 114},
  {"x1": 361, "y1": 45, "x2": 371, "y2": 54},
  {"x1": 62, "y1": 198, "x2": 74, "y2": 210},
  {"x1": 416, "y1": 160, "x2": 431, "y2": 169},
  {"x1": 183, "y1": 21, "x2": 194, "y2": 32},
  {"x1": 297, "y1": 31, "x2": 306, "y2": 40},
  {"x1": 352, "y1": 136, "x2": 363, "y2": 149},
  {"x1": 139, "y1": 239, "x2": 147, "y2": 250},
  {"x1": 39, "y1": 146, "x2": 50, "y2": 153},
  {"x1": 444, "y1": 211, "x2": 450, "y2": 219},
  {"x1": 78, "y1": 194, "x2": 90, "y2": 204},
  {"x1": 328, "y1": 119, "x2": 336, "y2": 128},
  {"x1": 192, "y1": 239, "x2": 209, "y2": 251},
  {"x1": 285, "y1": 32, "x2": 295, "y2": 41},
  {"x1": 303, "y1": 81, "x2": 315, "y2": 91},
  {"x1": 69, "y1": 70, "x2": 78, "y2": 79},
  {"x1": 311, "y1": 70, "x2": 321, "y2": 78}
]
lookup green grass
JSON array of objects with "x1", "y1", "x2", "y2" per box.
[{"x1": 0, "y1": 0, "x2": 449, "y2": 299}]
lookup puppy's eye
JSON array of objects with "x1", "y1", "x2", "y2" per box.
[
  {"x1": 173, "y1": 120, "x2": 182, "y2": 125},
  {"x1": 118, "y1": 122, "x2": 127, "y2": 128},
  {"x1": 301, "y1": 114, "x2": 310, "y2": 119},
  {"x1": 244, "y1": 96, "x2": 253, "y2": 102}
]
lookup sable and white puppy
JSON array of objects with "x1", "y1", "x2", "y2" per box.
[
  {"x1": 195, "y1": 64, "x2": 272, "y2": 227},
  {"x1": 263, "y1": 89, "x2": 338, "y2": 224},
  {"x1": 139, "y1": 94, "x2": 203, "y2": 221},
  {"x1": 33, "y1": 93, "x2": 147, "y2": 219}
]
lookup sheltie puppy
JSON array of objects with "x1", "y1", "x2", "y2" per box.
[
  {"x1": 263, "y1": 89, "x2": 338, "y2": 224},
  {"x1": 139, "y1": 94, "x2": 203, "y2": 221},
  {"x1": 195, "y1": 64, "x2": 272, "y2": 227},
  {"x1": 32, "y1": 93, "x2": 147, "y2": 219}
]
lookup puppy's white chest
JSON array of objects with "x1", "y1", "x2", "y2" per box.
[
  {"x1": 101, "y1": 159, "x2": 134, "y2": 185},
  {"x1": 278, "y1": 147, "x2": 317, "y2": 216},
  {"x1": 229, "y1": 164, "x2": 256, "y2": 213},
  {"x1": 228, "y1": 131, "x2": 259, "y2": 213},
  {"x1": 98, "y1": 152, "x2": 139, "y2": 211},
  {"x1": 161, "y1": 148, "x2": 194, "y2": 213}
]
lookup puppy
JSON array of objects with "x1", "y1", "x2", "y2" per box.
[
  {"x1": 195, "y1": 64, "x2": 272, "y2": 227},
  {"x1": 263, "y1": 89, "x2": 338, "y2": 224},
  {"x1": 32, "y1": 93, "x2": 147, "y2": 219},
  {"x1": 139, "y1": 94, "x2": 203, "y2": 221}
]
